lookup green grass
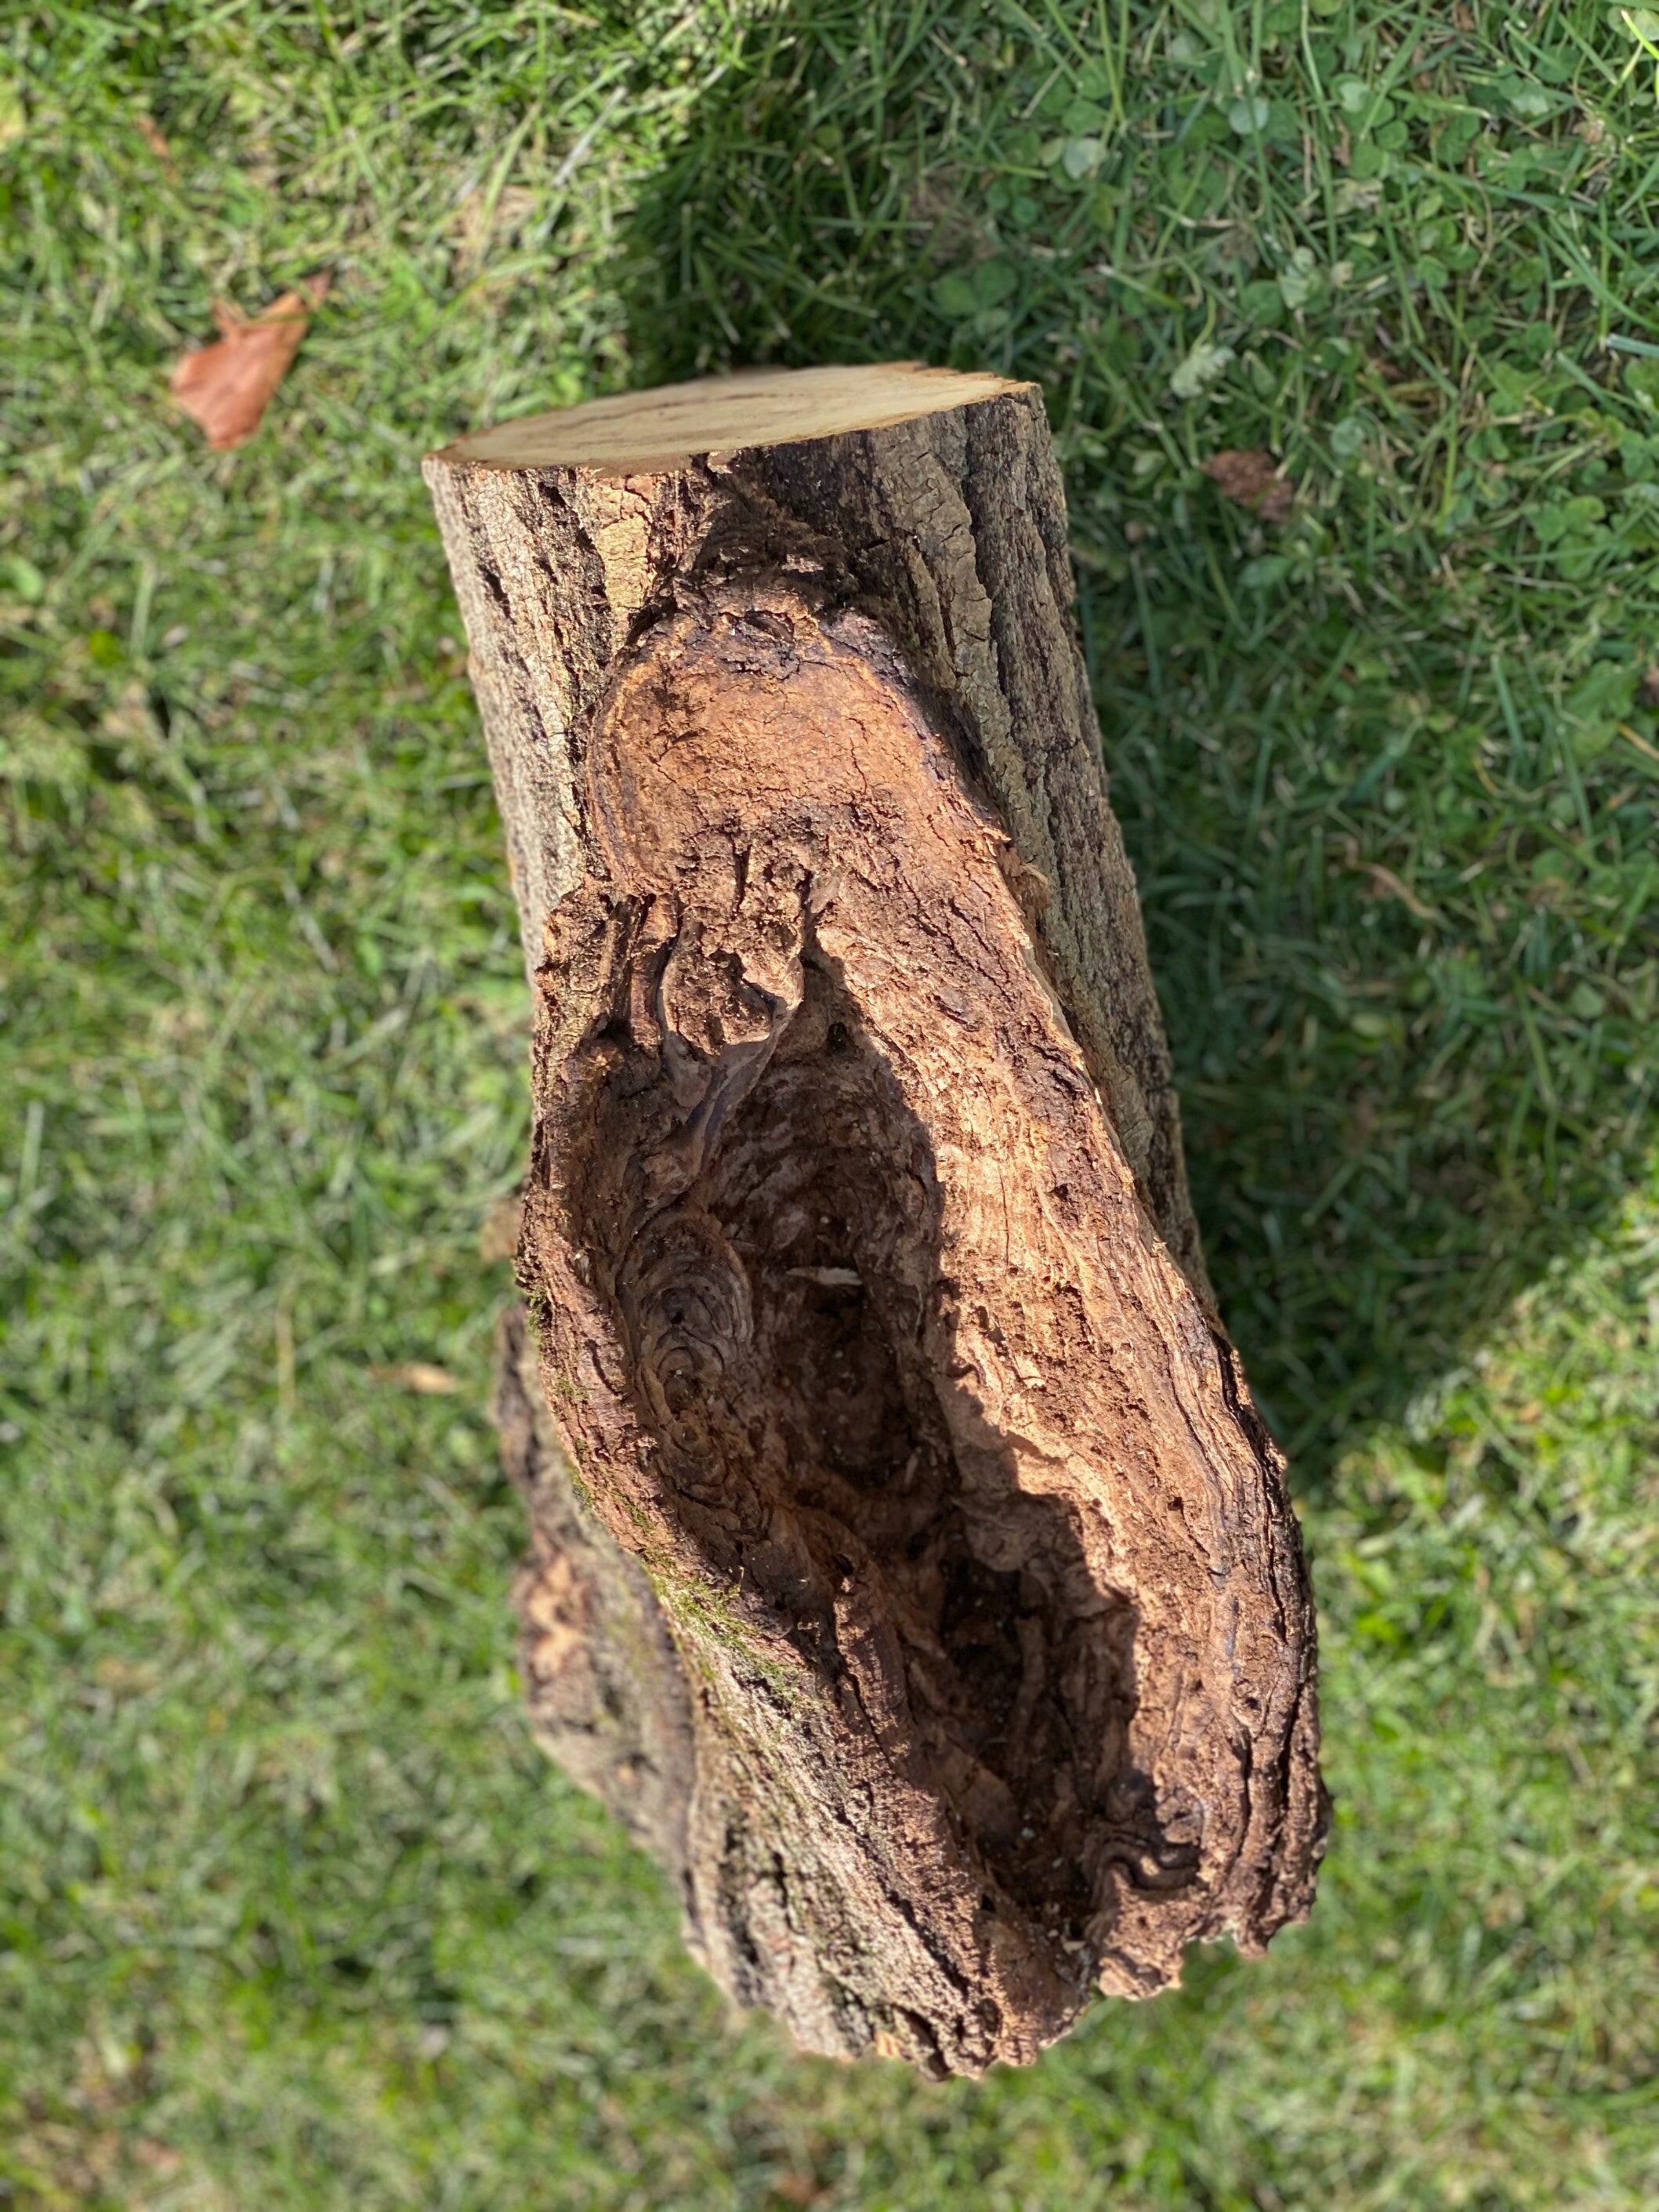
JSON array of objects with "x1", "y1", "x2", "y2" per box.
[{"x1": 2, "y1": 2, "x2": 1656, "y2": 2206}]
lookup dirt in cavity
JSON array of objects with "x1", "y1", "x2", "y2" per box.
[{"x1": 586, "y1": 948, "x2": 1157, "y2": 1940}]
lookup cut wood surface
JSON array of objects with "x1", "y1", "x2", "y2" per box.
[{"x1": 425, "y1": 363, "x2": 1324, "y2": 2076}]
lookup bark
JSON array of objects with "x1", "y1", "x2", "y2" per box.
[{"x1": 426, "y1": 364, "x2": 1324, "y2": 2076}]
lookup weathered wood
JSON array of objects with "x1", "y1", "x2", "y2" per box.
[{"x1": 426, "y1": 364, "x2": 1324, "y2": 2076}]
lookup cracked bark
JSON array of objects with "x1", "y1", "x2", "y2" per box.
[{"x1": 425, "y1": 364, "x2": 1324, "y2": 2076}]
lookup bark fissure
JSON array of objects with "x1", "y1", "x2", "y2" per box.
[{"x1": 424, "y1": 364, "x2": 1324, "y2": 2075}]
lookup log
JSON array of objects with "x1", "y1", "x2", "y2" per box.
[{"x1": 426, "y1": 364, "x2": 1324, "y2": 2076}]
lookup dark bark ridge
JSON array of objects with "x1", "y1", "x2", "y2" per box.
[{"x1": 424, "y1": 368, "x2": 1324, "y2": 2076}]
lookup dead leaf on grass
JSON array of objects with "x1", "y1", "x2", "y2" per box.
[
  {"x1": 136, "y1": 112, "x2": 175, "y2": 172},
  {"x1": 169, "y1": 274, "x2": 329, "y2": 450},
  {"x1": 1201, "y1": 448, "x2": 1295, "y2": 524},
  {"x1": 370, "y1": 1362, "x2": 461, "y2": 1395}
]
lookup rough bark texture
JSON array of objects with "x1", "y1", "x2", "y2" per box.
[
  {"x1": 426, "y1": 365, "x2": 1324, "y2": 2076},
  {"x1": 494, "y1": 1301, "x2": 696, "y2": 1861}
]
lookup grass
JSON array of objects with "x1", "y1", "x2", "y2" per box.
[{"x1": 1, "y1": 2, "x2": 1655, "y2": 2205}]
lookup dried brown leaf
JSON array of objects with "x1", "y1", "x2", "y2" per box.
[
  {"x1": 1201, "y1": 448, "x2": 1295, "y2": 524},
  {"x1": 169, "y1": 275, "x2": 329, "y2": 450},
  {"x1": 136, "y1": 113, "x2": 175, "y2": 172},
  {"x1": 369, "y1": 1362, "x2": 461, "y2": 1395}
]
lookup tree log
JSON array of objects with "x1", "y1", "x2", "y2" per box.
[{"x1": 426, "y1": 364, "x2": 1324, "y2": 2076}]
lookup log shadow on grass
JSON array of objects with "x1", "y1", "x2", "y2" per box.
[
  {"x1": 614, "y1": 0, "x2": 1658, "y2": 1485},
  {"x1": 1081, "y1": 620, "x2": 1657, "y2": 1488}
]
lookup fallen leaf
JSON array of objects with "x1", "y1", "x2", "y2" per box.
[
  {"x1": 370, "y1": 1362, "x2": 461, "y2": 1395},
  {"x1": 169, "y1": 274, "x2": 329, "y2": 450},
  {"x1": 1638, "y1": 665, "x2": 1659, "y2": 707},
  {"x1": 136, "y1": 112, "x2": 174, "y2": 172},
  {"x1": 1201, "y1": 448, "x2": 1295, "y2": 524}
]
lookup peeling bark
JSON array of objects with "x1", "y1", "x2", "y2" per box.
[{"x1": 426, "y1": 364, "x2": 1324, "y2": 2075}]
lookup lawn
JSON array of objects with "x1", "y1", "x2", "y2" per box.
[{"x1": 2, "y1": 2, "x2": 1657, "y2": 2205}]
